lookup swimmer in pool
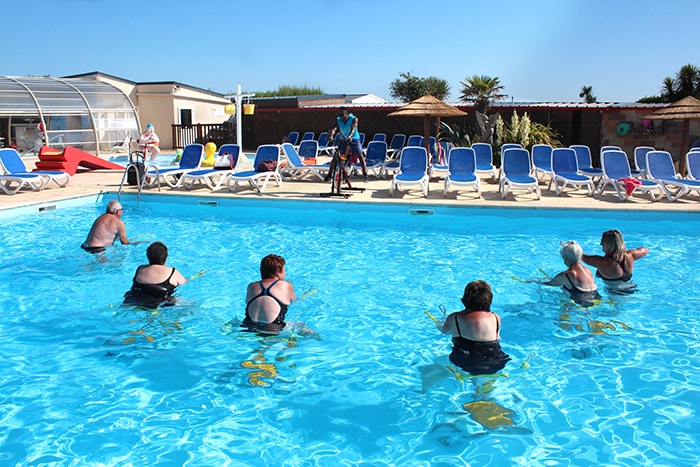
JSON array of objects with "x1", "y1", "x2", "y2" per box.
[
  {"x1": 123, "y1": 242, "x2": 187, "y2": 309},
  {"x1": 534, "y1": 240, "x2": 601, "y2": 306},
  {"x1": 440, "y1": 280, "x2": 511, "y2": 375},
  {"x1": 582, "y1": 229, "x2": 647, "y2": 291},
  {"x1": 81, "y1": 200, "x2": 131, "y2": 253},
  {"x1": 242, "y1": 254, "x2": 296, "y2": 334}
]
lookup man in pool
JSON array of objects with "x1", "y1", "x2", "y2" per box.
[
  {"x1": 439, "y1": 280, "x2": 510, "y2": 375},
  {"x1": 81, "y1": 200, "x2": 131, "y2": 253}
]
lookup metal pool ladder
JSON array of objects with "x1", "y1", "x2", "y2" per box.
[{"x1": 117, "y1": 151, "x2": 162, "y2": 202}]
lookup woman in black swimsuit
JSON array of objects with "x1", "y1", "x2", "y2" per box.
[
  {"x1": 582, "y1": 230, "x2": 648, "y2": 290},
  {"x1": 440, "y1": 280, "x2": 510, "y2": 375},
  {"x1": 123, "y1": 242, "x2": 187, "y2": 309},
  {"x1": 535, "y1": 240, "x2": 600, "y2": 306},
  {"x1": 243, "y1": 254, "x2": 296, "y2": 333}
]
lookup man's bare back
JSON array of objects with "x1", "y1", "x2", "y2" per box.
[{"x1": 82, "y1": 200, "x2": 129, "y2": 252}]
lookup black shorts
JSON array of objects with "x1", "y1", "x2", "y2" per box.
[{"x1": 81, "y1": 243, "x2": 106, "y2": 254}]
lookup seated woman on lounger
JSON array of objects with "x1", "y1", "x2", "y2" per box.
[
  {"x1": 440, "y1": 280, "x2": 510, "y2": 375},
  {"x1": 582, "y1": 229, "x2": 647, "y2": 293},
  {"x1": 243, "y1": 254, "x2": 296, "y2": 334},
  {"x1": 123, "y1": 242, "x2": 188, "y2": 309},
  {"x1": 532, "y1": 240, "x2": 600, "y2": 306}
]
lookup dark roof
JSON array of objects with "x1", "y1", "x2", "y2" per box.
[
  {"x1": 307, "y1": 101, "x2": 668, "y2": 111},
  {"x1": 61, "y1": 71, "x2": 227, "y2": 99},
  {"x1": 62, "y1": 71, "x2": 136, "y2": 85}
]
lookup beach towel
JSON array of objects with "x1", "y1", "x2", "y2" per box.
[{"x1": 619, "y1": 177, "x2": 642, "y2": 196}]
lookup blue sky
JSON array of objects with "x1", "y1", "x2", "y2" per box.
[{"x1": 5, "y1": 0, "x2": 698, "y2": 102}]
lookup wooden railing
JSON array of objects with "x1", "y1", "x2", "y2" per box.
[{"x1": 171, "y1": 123, "x2": 235, "y2": 149}]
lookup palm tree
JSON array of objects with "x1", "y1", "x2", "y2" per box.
[
  {"x1": 459, "y1": 75, "x2": 507, "y2": 113},
  {"x1": 579, "y1": 85, "x2": 597, "y2": 103},
  {"x1": 675, "y1": 64, "x2": 700, "y2": 98},
  {"x1": 660, "y1": 63, "x2": 700, "y2": 102},
  {"x1": 660, "y1": 77, "x2": 676, "y2": 101}
]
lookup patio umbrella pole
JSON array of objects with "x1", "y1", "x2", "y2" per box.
[
  {"x1": 423, "y1": 116, "x2": 431, "y2": 155},
  {"x1": 680, "y1": 119, "x2": 689, "y2": 176}
]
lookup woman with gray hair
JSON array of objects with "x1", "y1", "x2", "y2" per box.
[{"x1": 533, "y1": 240, "x2": 600, "y2": 306}]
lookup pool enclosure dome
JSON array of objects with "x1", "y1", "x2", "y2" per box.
[{"x1": 0, "y1": 75, "x2": 140, "y2": 156}]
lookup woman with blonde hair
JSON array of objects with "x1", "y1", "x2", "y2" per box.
[{"x1": 582, "y1": 230, "x2": 648, "y2": 285}]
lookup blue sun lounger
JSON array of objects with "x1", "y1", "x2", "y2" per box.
[
  {"x1": 443, "y1": 147, "x2": 480, "y2": 197},
  {"x1": 551, "y1": 148, "x2": 595, "y2": 196},
  {"x1": 471, "y1": 143, "x2": 498, "y2": 181},
  {"x1": 228, "y1": 144, "x2": 282, "y2": 193},
  {"x1": 647, "y1": 150, "x2": 700, "y2": 201},
  {"x1": 0, "y1": 147, "x2": 70, "y2": 188},
  {"x1": 598, "y1": 149, "x2": 661, "y2": 201},
  {"x1": 179, "y1": 144, "x2": 241, "y2": 191},
  {"x1": 499, "y1": 147, "x2": 540, "y2": 199},
  {"x1": 144, "y1": 143, "x2": 204, "y2": 188},
  {"x1": 280, "y1": 143, "x2": 328, "y2": 181},
  {"x1": 390, "y1": 146, "x2": 429, "y2": 197}
]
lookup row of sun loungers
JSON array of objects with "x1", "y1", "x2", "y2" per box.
[
  {"x1": 131, "y1": 141, "x2": 700, "y2": 202},
  {"x1": 4, "y1": 133, "x2": 697, "y2": 202}
]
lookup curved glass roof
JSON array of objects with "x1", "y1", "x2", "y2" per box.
[{"x1": 0, "y1": 76, "x2": 139, "y2": 156}]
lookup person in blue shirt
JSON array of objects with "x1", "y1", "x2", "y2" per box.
[{"x1": 327, "y1": 106, "x2": 368, "y2": 182}]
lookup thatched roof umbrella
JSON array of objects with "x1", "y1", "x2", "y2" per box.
[
  {"x1": 643, "y1": 95, "x2": 700, "y2": 175},
  {"x1": 388, "y1": 95, "x2": 468, "y2": 156}
]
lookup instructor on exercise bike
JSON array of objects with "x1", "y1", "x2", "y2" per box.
[{"x1": 326, "y1": 106, "x2": 368, "y2": 183}]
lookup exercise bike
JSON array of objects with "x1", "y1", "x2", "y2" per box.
[{"x1": 320, "y1": 139, "x2": 366, "y2": 198}]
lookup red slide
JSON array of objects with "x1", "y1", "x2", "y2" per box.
[{"x1": 35, "y1": 146, "x2": 124, "y2": 175}]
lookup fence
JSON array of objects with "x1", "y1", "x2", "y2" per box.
[{"x1": 171, "y1": 123, "x2": 235, "y2": 149}]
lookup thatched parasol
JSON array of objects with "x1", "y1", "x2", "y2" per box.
[
  {"x1": 388, "y1": 95, "x2": 468, "y2": 155},
  {"x1": 643, "y1": 95, "x2": 700, "y2": 175}
]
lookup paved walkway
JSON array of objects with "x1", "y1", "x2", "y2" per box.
[{"x1": 2, "y1": 157, "x2": 700, "y2": 213}]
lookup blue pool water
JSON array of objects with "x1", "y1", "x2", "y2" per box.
[
  {"x1": 108, "y1": 154, "x2": 181, "y2": 167},
  {"x1": 108, "y1": 153, "x2": 256, "y2": 168},
  {"x1": 1, "y1": 195, "x2": 699, "y2": 466}
]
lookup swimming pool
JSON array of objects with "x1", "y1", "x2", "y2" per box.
[
  {"x1": 1, "y1": 195, "x2": 699, "y2": 466},
  {"x1": 108, "y1": 153, "x2": 182, "y2": 168},
  {"x1": 108, "y1": 153, "x2": 256, "y2": 169}
]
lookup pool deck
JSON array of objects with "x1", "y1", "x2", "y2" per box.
[{"x1": 2, "y1": 155, "x2": 700, "y2": 212}]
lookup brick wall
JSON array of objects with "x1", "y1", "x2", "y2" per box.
[
  {"x1": 601, "y1": 108, "x2": 700, "y2": 162},
  {"x1": 245, "y1": 105, "x2": 700, "y2": 164}
]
